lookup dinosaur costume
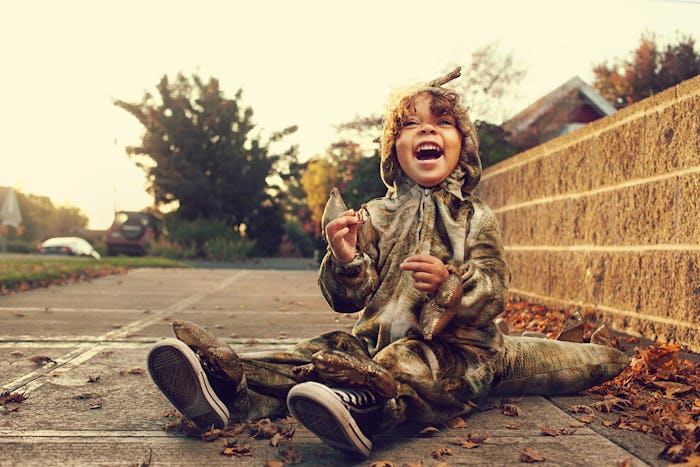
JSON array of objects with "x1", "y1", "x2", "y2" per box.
[{"x1": 152, "y1": 69, "x2": 629, "y2": 438}]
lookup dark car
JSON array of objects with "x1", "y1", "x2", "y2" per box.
[
  {"x1": 105, "y1": 211, "x2": 161, "y2": 256},
  {"x1": 37, "y1": 237, "x2": 101, "y2": 259}
]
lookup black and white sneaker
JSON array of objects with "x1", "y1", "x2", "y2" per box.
[
  {"x1": 147, "y1": 338, "x2": 229, "y2": 431},
  {"x1": 287, "y1": 381, "x2": 383, "y2": 458}
]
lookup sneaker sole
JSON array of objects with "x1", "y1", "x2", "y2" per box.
[
  {"x1": 147, "y1": 338, "x2": 229, "y2": 431},
  {"x1": 287, "y1": 382, "x2": 372, "y2": 458}
]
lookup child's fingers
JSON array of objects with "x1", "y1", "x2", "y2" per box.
[{"x1": 401, "y1": 254, "x2": 436, "y2": 265}]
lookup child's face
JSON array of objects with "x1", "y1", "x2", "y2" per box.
[{"x1": 395, "y1": 93, "x2": 462, "y2": 188}]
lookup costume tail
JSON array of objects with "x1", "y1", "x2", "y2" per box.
[{"x1": 488, "y1": 334, "x2": 630, "y2": 396}]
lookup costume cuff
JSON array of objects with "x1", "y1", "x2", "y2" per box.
[
  {"x1": 329, "y1": 251, "x2": 367, "y2": 285},
  {"x1": 431, "y1": 272, "x2": 463, "y2": 311}
]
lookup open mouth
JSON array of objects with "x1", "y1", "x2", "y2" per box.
[{"x1": 415, "y1": 144, "x2": 443, "y2": 160}]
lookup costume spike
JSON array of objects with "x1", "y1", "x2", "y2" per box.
[{"x1": 428, "y1": 67, "x2": 461, "y2": 87}]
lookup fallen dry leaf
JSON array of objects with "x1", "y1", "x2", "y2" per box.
[
  {"x1": 590, "y1": 396, "x2": 631, "y2": 413},
  {"x1": 569, "y1": 404, "x2": 593, "y2": 414},
  {"x1": 29, "y1": 355, "x2": 56, "y2": 366},
  {"x1": 444, "y1": 416, "x2": 466, "y2": 428},
  {"x1": 520, "y1": 447, "x2": 545, "y2": 463},
  {"x1": 501, "y1": 403, "x2": 522, "y2": 417},
  {"x1": 277, "y1": 439, "x2": 302, "y2": 464},
  {"x1": 454, "y1": 437, "x2": 480, "y2": 449},
  {"x1": 432, "y1": 446, "x2": 452, "y2": 461},
  {"x1": 0, "y1": 391, "x2": 27, "y2": 405},
  {"x1": 416, "y1": 426, "x2": 440, "y2": 437},
  {"x1": 220, "y1": 439, "x2": 254, "y2": 457}
]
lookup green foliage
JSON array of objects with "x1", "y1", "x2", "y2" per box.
[
  {"x1": 203, "y1": 236, "x2": 256, "y2": 261},
  {"x1": 10, "y1": 190, "x2": 89, "y2": 244},
  {"x1": 283, "y1": 218, "x2": 316, "y2": 257},
  {"x1": 475, "y1": 120, "x2": 519, "y2": 168},
  {"x1": 244, "y1": 198, "x2": 285, "y2": 256},
  {"x1": 341, "y1": 151, "x2": 386, "y2": 209},
  {"x1": 4, "y1": 240, "x2": 33, "y2": 253},
  {"x1": 593, "y1": 32, "x2": 700, "y2": 109},
  {"x1": 146, "y1": 238, "x2": 197, "y2": 260},
  {"x1": 166, "y1": 217, "x2": 232, "y2": 257},
  {"x1": 114, "y1": 72, "x2": 297, "y2": 255}
]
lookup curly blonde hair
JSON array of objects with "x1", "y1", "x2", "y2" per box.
[{"x1": 379, "y1": 85, "x2": 481, "y2": 192}]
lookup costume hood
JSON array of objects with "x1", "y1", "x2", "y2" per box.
[{"x1": 379, "y1": 68, "x2": 482, "y2": 197}]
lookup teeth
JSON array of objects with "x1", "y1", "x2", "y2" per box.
[{"x1": 417, "y1": 143, "x2": 440, "y2": 152}]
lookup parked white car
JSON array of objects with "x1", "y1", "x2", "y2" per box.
[{"x1": 37, "y1": 237, "x2": 101, "y2": 260}]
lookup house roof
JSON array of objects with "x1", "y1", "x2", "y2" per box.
[{"x1": 504, "y1": 76, "x2": 617, "y2": 136}]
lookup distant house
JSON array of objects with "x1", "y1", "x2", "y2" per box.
[
  {"x1": 0, "y1": 186, "x2": 22, "y2": 228},
  {"x1": 0, "y1": 186, "x2": 23, "y2": 251},
  {"x1": 503, "y1": 76, "x2": 616, "y2": 150}
]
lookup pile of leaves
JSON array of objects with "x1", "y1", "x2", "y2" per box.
[
  {"x1": 501, "y1": 300, "x2": 700, "y2": 464},
  {"x1": 163, "y1": 415, "x2": 301, "y2": 464}
]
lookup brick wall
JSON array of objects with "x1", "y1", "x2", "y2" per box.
[{"x1": 476, "y1": 76, "x2": 700, "y2": 351}]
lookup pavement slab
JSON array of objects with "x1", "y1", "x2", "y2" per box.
[{"x1": 0, "y1": 266, "x2": 663, "y2": 466}]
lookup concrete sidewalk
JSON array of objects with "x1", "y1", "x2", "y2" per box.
[{"x1": 0, "y1": 267, "x2": 665, "y2": 466}]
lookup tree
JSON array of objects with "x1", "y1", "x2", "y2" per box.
[
  {"x1": 445, "y1": 41, "x2": 526, "y2": 123},
  {"x1": 114, "y1": 73, "x2": 297, "y2": 255},
  {"x1": 300, "y1": 157, "x2": 338, "y2": 237},
  {"x1": 593, "y1": 32, "x2": 700, "y2": 109},
  {"x1": 475, "y1": 121, "x2": 519, "y2": 168},
  {"x1": 10, "y1": 191, "x2": 89, "y2": 244}
]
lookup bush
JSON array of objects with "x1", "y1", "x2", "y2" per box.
[
  {"x1": 3, "y1": 240, "x2": 34, "y2": 253},
  {"x1": 282, "y1": 219, "x2": 315, "y2": 257},
  {"x1": 147, "y1": 239, "x2": 197, "y2": 260},
  {"x1": 166, "y1": 218, "x2": 231, "y2": 257},
  {"x1": 203, "y1": 236, "x2": 256, "y2": 261}
]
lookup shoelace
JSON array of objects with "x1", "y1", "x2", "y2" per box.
[{"x1": 334, "y1": 388, "x2": 377, "y2": 408}]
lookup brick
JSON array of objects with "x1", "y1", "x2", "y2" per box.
[
  {"x1": 672, "y1": 95, "x2": 700, "y2": 171},
  {"x1": 548, "y1": 251, "x2": 588, "y2": 301},
  {"x1": 614, "y1": 179, "x2": 676, "y2": 246},
  {"x1": 592, "y1": 117, "x2": 645, "y2": 188},
  {"x1": 547, "y1": 140, "x2": 593, "y2": 196},
  {"x1": 679, "y1": 250, "x2": 700, "y2": 326},
  {"x1": 645, "y1": 104, "x2": 683, "y2": 176},
  {"x1": 501, "y1": 205, "x2": 537, "y2": 246},
  {"x1": 476, "y1": 171, "x2": 506, "y2": 210},
  {"x1": 569, "y1": 191, "x2": 616, "y2": 246},
  {"x1": 598, "y1": 252, "x2": 641, "y2": 313},
  {"x1": 533, "y1": 200, "x2": 571, "y2": 247},
  {"x1": 678, "y1": 172, "x2": 700, "y2": 244},
  {"x1": 522, "y1": 157, "x2": 548, "y2": 201},
  {"x1": 637, "y1": 251, "x2": 679, "y2": 320},
  {"x1": 505, "y1": 249, "x2": 550, "y2": 296}
]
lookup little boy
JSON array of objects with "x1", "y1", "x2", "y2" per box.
[{"x1": 148, "y1": 69, "x2": 629, "y2": 459}]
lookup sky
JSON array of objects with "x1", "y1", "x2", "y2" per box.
[{"x1": 2, "y1": 0, "x2": 699, "y2": 230}]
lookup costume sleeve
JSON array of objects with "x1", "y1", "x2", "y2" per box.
[
  {"x1": 450, "y1": 199, "x2": 510, "y2": 328},
  {"x1": 318, "y1": 250, "x2": 379, "y2": 313}
]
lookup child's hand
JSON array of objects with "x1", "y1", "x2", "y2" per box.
[
  {"x1": 399, "y1": 254, "x2": 449, "y2": 294},
  {"x1": 326, "y1": 209, "x2": 363, "y2": 263}
]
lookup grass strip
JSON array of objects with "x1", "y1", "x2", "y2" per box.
[{"x1": 0, "y1": 256, "x2": 189, "y2": 295}]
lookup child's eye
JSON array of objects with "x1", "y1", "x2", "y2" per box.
[
  {"x1": 403, "y1": 120, "x2": 418, "y2": 127},
  {"x1": 438, "y1": 119, "x2": 455, "y2": 126}
]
